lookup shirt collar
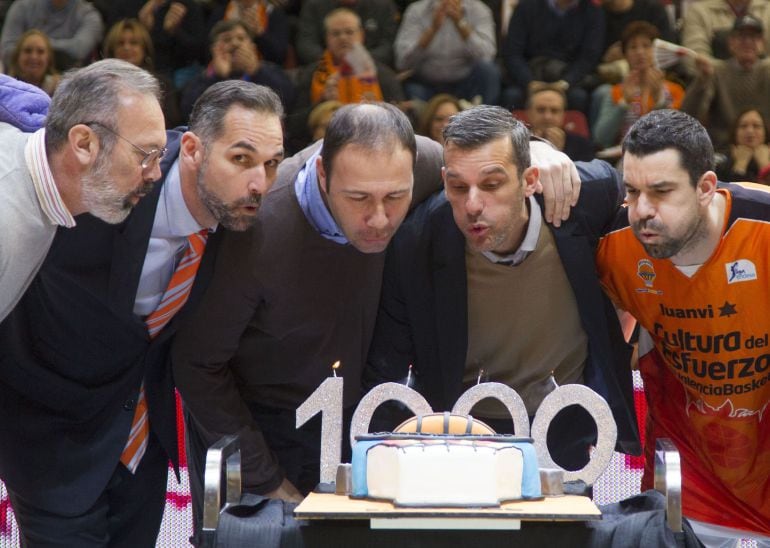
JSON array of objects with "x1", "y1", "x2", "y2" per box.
[
  {"x1": 482, "y1": 196, "x2": 541, "y2": 266},
  {"x1": 152, "y1": 158, "x2": 212, "y2": 238},
  {"x1": 24, "y1": 128, "x2": 76, "y2": 228},
  {"x1": 294, "y1": 148, "x2": 348, "y2": 244}
]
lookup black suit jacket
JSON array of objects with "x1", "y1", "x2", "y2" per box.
[
  {"x1": 0, "y1": 130, "x2": 221, "y2": 515},
  {"x1": 365, "y1": 160, "x2": 640, "y2": 455}
]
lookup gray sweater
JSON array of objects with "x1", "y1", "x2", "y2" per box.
[{"x1": 0, "y1": 124, "x2": 58, "y2": 321}]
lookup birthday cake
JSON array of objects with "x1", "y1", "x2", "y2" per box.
[{"x1": 350, "y1": 414, "x2": 541, "y2": 507}]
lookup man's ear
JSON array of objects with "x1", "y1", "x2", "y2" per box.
[
  {"x1": 316, "y1": 155, "x2": 329, "y2": 195},
  {"x1": 180, "y1": 131, "x2": 204, "y2": 166},
  {"x1": 522, "y1": 166, "x2": 540, "y2": 197},
  {"x1": 697, "y1": 170, "x2": 718, "y2": 207},
  {"x1": 68, "y1": 124, "x2": 98, "y2": 167}
]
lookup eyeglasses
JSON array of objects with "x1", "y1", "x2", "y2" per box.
[{"x1": 83, "y1": 121, "x2": 167, "y2": 171}]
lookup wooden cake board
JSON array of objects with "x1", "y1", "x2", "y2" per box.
[{"x1": 294, "y1": 493, "x2": 601, "y2": 530}]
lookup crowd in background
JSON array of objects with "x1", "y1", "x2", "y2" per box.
[{"x1": 2, "y1": 0, "x2": 770, "y2": 183}]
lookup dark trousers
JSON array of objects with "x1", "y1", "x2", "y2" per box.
[{"x1": 7, "y1": 433, "x2": 168, "y2": 548}]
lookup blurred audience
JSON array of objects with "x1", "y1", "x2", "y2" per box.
[
  {"x1": 597, "y1": 0, "x2": 675, "y2": 85},
  {"x1": 681, "y1": 0, "x2": 770, "y2": 76},
  {"x1": 102, "y1": 18, "x2": 182, "y2": 127},
  {"x1": 92, "y1": 0, "x2": 146, "y2": 29},
  {"x1": 7, "y1": 29, "x2": 60, "y2": 95},
  {"x1": 307, "y1": 99, "x2": 342, "y2": 141},
  {"x1": 138, "y1": 0, "x2": 207, "y2": 85},
  {"x1": 395, "y1": 0, "x2": 500, "y2": 105},
  {"x1": 682, "y1": 14, "x2": 770, "y2": 150},
  {"x1": 502, "y1": 0, "x2": 604, "y2": 112},
  {"x1": 526, "y1": 84, "x2": 594, "y2": 161},
  {"x1": 593, "y1": 21, "x2": 683, "y2": 149},
  {"x1": 207, "y1": 0, "x2": 289, "y2": 66},
  {"x1": 1, "y1": 0, "x2": 104, "y2": 70},
  {"x1": 716, "y1": 108, "x2": 770, "y2": 183},
  {"x1": 288, "y1": 8, "x2": 402, "y2": 150},
  {"x1": 295, "y1": 0, "x2": 398, "y2": 66},
  {"x1": 181, "y1": 19, "x2": 294, "y2": 120},
  {"x1": 416, "y1": 93, "x2": 461, "y2": 145}
]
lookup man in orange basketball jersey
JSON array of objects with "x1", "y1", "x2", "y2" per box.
[{"x1": 596, "y1": 109, "x2": 770, "y2": 546}]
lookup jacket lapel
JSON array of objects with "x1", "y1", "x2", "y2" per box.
[{"x1": 431, "y1": 203, "x2": 469, "y2": 408}]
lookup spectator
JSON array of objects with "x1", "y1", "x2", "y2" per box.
[
  {"x1": 180, "y1": 19, "x2": 294, "y2": 120},
  {"x1": 288, "y1": 8, "x2": 403, "y2": 150},
  {"x1": 207, "y1": 0, "x2": 289, "y2": 66},
  {"x1": 307, "y1": 99, "x2": 342, "y2": 141},
  {"x1": 102, "y1": 18, "x2": 182, "y2": 128},
  {"x1": 597, "y1": 0, "x2": 675, "y2": 85},
  {"x1": 681, "y1": 14, "x2": 770, "y2": 151},
  {"x1": 417, "y1": 93, "x2": 461, "y2": 146},
  {"x1": 137, "y1": 0, "x2": 207, "y2": 83},
  {"x1": 527, "y1": 84, "x2": 594, "y2": 161},
  {"x1": 295, "y1": 0, "x2": 398, "y2": 67},
  {"x1": 502, "y1": 0, "x2": 604, "y2": 112},
  {"x1": 395, "y1": 0, "x2": 500, "y2": 105},
  {"x1": 716, "y1": 108, "x2": 770, "y2": 182},
  {"x1": 0, "y1": 0, "x2": 104, "y2": 69},
  {"x1": 681, "y1": 0, "x2": 770, "y2": 75},
  {"x1": 7, "y1": 29, "x2": 60, "y2": 96},
  {"x1": 593, "y1": 21, "x2": 684, "y2": 149}
]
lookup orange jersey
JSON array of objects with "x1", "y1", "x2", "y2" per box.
[{"x1": 596, "y1": 185, "x2": 770, "y2": 535}]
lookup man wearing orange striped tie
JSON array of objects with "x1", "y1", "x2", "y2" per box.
[{"x1": 0, "y1": 80, "x2": 285, "y2": 546}]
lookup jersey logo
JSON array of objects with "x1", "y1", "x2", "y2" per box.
[
  {"x1": 637, "y1": 259, "x2": 656, "y2": 286},
  {"x1": 725, "y1": 260, "x2": 757, "y2": 284},
  {"x1": 635, "y1": 259, "x2": 663, "y2": 294}
]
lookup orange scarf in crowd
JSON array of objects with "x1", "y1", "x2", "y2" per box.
[{"x1": 310, "y1": 50, "x2": 383, "y2": 104}]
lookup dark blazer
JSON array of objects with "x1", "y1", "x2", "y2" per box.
[
  {"x1": 365, "y1": 159, "x2": 640, "y2": 455},
  {"x1": 0, "y1": 130, "x2": 221, "y2": 515}
]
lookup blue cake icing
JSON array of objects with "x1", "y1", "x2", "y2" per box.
[{"x1": 350, "y1": 434, "x2": 542, "y2": 501}]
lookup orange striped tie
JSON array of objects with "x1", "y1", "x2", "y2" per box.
[{"x1": 121, "y1": 230, "x2": 208, "y2": 473}]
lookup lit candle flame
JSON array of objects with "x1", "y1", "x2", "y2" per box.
[
  {"x1": 406, "y1": 364, "x2": 413, "y2": 386},
  {"x1": 477, "y1": 368, "x2": 485, "y2": 385},
  {"x1": 332, "y1": 360, "x2": 340, "y2": 377}
]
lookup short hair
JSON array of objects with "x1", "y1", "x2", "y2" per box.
[
  {"x1": 417, "y1": 93, "x2": 462, "y2": 138},
  {"x1": 525, "y1": 85, "x2": 566, "y2": 110},
  {"x1": 622, "y1": 109, "x2": 714, "y2": 187},
  {"x1": 324, "y1": 7, "x2": 362, "y2": 33},
  {"x1": 321, "y1": 102, "x2": 416, "y2": 187},
  {"x1": 209, "y1": 19, "x2": 250, "y2": 45},
  {"x1": 443, "y1": 105, "x2": 531, "y2": 176},
  {"x1": 621, "y1": 21, "x2": 659, "y2": 53},
  {"x1": 45, "y1": 59, "x2": 161, "y2": 156},
  {"x1": 8, "y1": 29, "x2": 57, "y2": 80},
  {"x1": 103, "y1": 18, "x2": 154, "y2": 71},
  {"x1": 188, "y1": 80, "x2": 284, "y2": 146}
]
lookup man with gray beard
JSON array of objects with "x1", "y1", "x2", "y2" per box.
[
  {"x1": 0, "y1": 78, "x2": 285, "y2": 545},
  {"x1": 0, "y1": 59, "x2": 167, "y2": 321}
]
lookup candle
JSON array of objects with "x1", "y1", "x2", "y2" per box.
[{"x1": 296, "y1": 361, "x2": 344, "y2": 485}]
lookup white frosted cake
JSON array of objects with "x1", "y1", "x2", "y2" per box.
[{"x1": 351, "y1": 434, "x2": 541, "y2": 507}]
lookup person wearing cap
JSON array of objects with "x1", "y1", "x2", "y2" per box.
[
  {"x1": 682, "y1": 0, "x2": 770, "y2": 75},
  {"x1": 682, "y1": 13, "x2": 770, "y2": 151}
]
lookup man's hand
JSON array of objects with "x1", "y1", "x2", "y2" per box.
[
  {"x1": 232, "y1": 41, "x2": 259, "y2": 75},
  {"x1": 542, "y1": 126, "x2": 566, "y2": 152},
  {"x1": 530, "y1": 140, "x2": 580, "y2": 227},
  {"x1": 163, "y1": 2, "x2": 187, "y2": 33},
  {"x1": 211, "y1": 41, "x2": 233, "y2": 78},
  {"x1": 265, "y1": 478, "x2": 304, "y2": 503}
]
